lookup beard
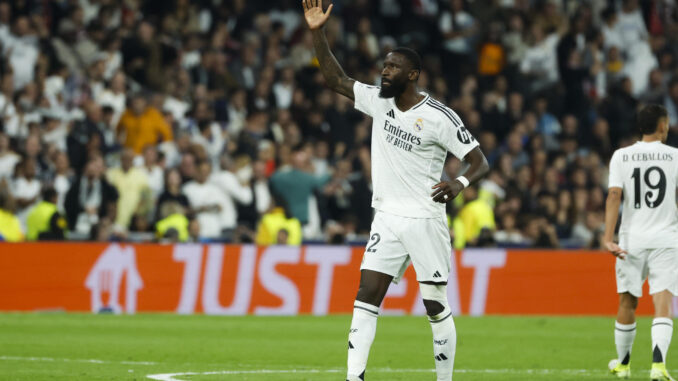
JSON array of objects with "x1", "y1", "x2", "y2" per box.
[{"x1": 379, "y1": 80, "x2": 406, "y2": 98}]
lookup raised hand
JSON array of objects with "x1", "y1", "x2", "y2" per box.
[{"x1": 302, "y1": 0, "x2": 333, "y2": 30}]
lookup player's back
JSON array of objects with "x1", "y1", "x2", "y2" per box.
[{"x1": 609, "y1": 141, "x2": 678, "y2": 250}]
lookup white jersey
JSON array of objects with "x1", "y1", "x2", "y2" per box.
[
  {"x1": 353, "y1": 81, "x2": 479, "y2": 218},
  {"x1": 608, "y1": 141, "x2": 678, "y2": 250}
]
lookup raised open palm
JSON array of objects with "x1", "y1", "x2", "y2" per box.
[{"x1": 302, "y1": 0, "x2": 333, "y2": 30}]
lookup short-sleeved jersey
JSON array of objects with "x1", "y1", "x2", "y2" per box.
[
  {"x1": 353, "y1": 81, "x2": 479, "y2": 218},
  {"x1": 608, "y1": 141, "x2": 678, "y2": 250}
]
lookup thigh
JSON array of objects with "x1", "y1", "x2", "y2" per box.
[
  {"x1": 360, "y1": 212, "x2": 410, "y2": 280},
  {"x1": 616, "y1": 249, "x2": 647, "y2": 298},
  {"x1": 648, "y1": 248, "x2": 678, "y2": 296},
  {"x1": 402, "y1": 216, "x2": 452, "y2": 283}
]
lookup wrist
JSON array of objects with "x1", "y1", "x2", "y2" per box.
[{"x1": 455, "y1": 176, "x2": 470, "y2": 189}]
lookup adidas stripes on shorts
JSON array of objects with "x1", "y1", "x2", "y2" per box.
[
  {"x1": 616, "y1": 247, "x2": 678, "y2": 297},
  {"x1": 360, "y1": 210, "x2": 452, "y2": 283}
]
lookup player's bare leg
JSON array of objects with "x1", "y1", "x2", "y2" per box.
[
  {"x1": 346, "y1": 269, "x2": 392, "y2": 381},
  {"x1": 421, "y1": 282, "x2": 456, "y2": 381},
  {"x1": 609, "y1": 292, "x2": 637, "y2": 378},
  {"x1": 650, "y1": 290, "x2": 675, "y2": 381}
]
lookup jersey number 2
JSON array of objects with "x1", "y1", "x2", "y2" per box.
[
  {"x1": 366, "y1": 233, "x2": 381, "y2": 252},
  {"x1": 631, "y1": 166, "x2": 666, "y2": 209}
]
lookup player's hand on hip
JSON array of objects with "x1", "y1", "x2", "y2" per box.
[
  {"x1": 302, "y1": 0, "x2": 333, "y2": 30},
  {"x1": 431, "y1": 181, "x2": 463, "y2": 203},
  {"x1": 605, "y1": 241, "x2": 627, "y2": 260}
]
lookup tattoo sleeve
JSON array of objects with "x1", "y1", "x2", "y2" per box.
[{"x1": 311, "y1": 28, "x2": 355, "y2": 100}]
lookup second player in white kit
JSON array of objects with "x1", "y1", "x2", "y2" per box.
[{"x1": 604, "y1": 104, "x2": 678, "y2": 381}]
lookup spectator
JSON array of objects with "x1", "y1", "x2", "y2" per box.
[
  {"x1": 182, "y1": 160, "x2": 225, "y2": 239},
  {"x1": 106, "y1": 147, "x2": 151, "y2": 230},
  {"x1": 155, "y1": 203, "x2": 190, "y2": 243},
  {"x1": 269, "y1": 148, "x2": 329, "y2": 230},
  {"x1": 26, "y1": 187, "x2": 67, "y2": 241},
  {"x1": 139, "y1": 144, "x2": 164, "y2": 199},
  {"x1": 64, "y1": 155, "x2": 118, "y2": 234},
  {"x1": 255, "y1": 192, "x2": 302, "y2": 246},
  {"x1": 117, "y1": 93, "x2": 173, "y2": 154},
  {"x1": 0, "y1": 185, "x2": 23, "y2": 242},
  {"x1": 51, "y1": 151, "x2": 72, "y2": 211},
  {"x1": 0, "y1": 132, "x2": 19, "y2": 182},
  {"x1": 155, "y1": 168, "x2": 189, "y2": 222},
  {"x1": 454, "y1": 186, "x2": 496, "y2": 248},
  {"x1": 209, "y1": 154, "x2": 253, "y2": 232},
  {"x1": 11, "y1": 158, "x2": 41, "y2": 228}
]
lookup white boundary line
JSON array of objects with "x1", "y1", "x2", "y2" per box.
[
  {"x1": 0, "y1": 356, "x2": 651, "y2": 380},
  {"x1": 0, "y1": 355, "x2": 157, "y2": 366},
  {"x1": 145, "y1": 368, "x2": 603, "y2": 381}
]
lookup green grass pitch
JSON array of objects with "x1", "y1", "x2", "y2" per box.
[{"x1": 0, "y1": 313, "x2": 673, "y2": 380}]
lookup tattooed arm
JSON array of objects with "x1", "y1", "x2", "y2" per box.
[{"x1": 302, "y1": 0, "x2": 355, "y2": 100}]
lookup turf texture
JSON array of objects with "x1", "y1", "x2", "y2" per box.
[{"x1": 0, "y1": 313, "x2": 673, "y2": 380}]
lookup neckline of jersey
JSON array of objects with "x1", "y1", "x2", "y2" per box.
[
  {"x1": 636, "y1": 140, "x2": 661, "y2": 144},
  {"x1": 391, "y1": 92, "x2": 429, "y2": 114}
]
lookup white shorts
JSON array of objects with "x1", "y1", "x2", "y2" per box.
[
  {"x1": 616, "y1": 248, "x2": 678, "y2": 297},
  {"x1": 360, "y1": 210, "x2": 452, "y2": 283}
]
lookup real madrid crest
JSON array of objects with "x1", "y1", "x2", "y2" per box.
[{"x1": 414, "y1": 118, "x2": 424, "y2": 131}]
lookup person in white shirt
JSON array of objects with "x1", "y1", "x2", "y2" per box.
[
  {"x1": 182, "y1": 161, "x2": 225, "y2": 239},
  {"x1": 209, "y1": 155, "x2": 253, "y2": 232},
  {"x1": 96, "y1": 71, "x2": 127, "y2": 126},
  {"x1": 11, "y1": 158, "x2": 41, "y2": 231},
  {"x1": 0, "y1": 132, "x2": 19, "y2": 182},
  {"x1": 303, "y1": 3, "x2": 489, "y2": 381},
  {"x1": 136, "y1": 145, "x2": 162, "y2": 194},
  {"x1": 604, "y1": 104, "x2": 678, "y2": 380}
]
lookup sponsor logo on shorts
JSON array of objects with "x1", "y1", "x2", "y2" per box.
[{"x1": 434, "y1": 339, "x2": 448, "y2": 345}]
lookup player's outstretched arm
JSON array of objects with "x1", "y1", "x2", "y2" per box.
[
  {"x1": 302, "y1": 0, "x2": 355, "y2": 100},
  {"x1": 431, "y1": 147, "x2": 489, "y2": 203},
  {"x1": 603, "y1": 187, "x2": 627, "y2": 259}
]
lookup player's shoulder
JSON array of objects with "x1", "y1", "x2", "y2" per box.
[
  {"x1": 420, "y1": 96, "x2": 463, "y2": 128},
  {"x1": 355, "y1": 81, "x2": 381, "y2": 93}
]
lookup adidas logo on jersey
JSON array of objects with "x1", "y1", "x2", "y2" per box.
[
  {"x1": 433, "y1": 271, "x2": 442, "y2": 278},
  {"x1": 386, "y1": 109, "x2": 395, "y2": 118}
]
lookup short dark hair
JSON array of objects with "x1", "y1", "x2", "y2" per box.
[
  {"x1": 637, "y1": 104, "x2": 668, "y2": 135},
  {"x1": 42, "y1": 187, "x2": 58, "y2": 202},
  {"x1": 391, "y1": 47, "x2": 422, "y2": 73}
]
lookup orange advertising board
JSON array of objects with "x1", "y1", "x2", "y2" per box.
[{"x1": 0, "y1": 243, "x2": 662, "y2": 315}]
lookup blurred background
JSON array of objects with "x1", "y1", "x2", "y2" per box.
[{"x1": 0, "y1": 0, "x2": 676, "y2": 249}]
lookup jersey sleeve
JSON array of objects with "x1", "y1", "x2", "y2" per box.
[
  {"x1": 608, "y1": 150, "x2": 624, "y2": 189},
  {"x1": 353, "y1": 81, "x2": 381, "y2": 117},
  {"x1": 438, "y1": 110, "x2": 479, "y2": 159}
]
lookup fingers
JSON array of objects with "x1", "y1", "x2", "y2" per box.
[
  {"x1": 325, "y1": 3, "x2": 334, "y2": 15},
  {"x1": 431, "y1": 182, "x2": 444, "y2": 189},
  {"x1": 302, "y1": 0, "x2": 307, "y2": 11},
  {"x1": 431, "y1": 187, "x2": 446, "y2": 197}
]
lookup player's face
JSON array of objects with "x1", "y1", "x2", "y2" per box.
[{"x1": 379, "y1": 53, "x2": 409, "y2": 98}]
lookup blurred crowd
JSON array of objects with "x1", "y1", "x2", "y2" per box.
[{"x1": 0, "y1": 0, "x2": 677, "y2": 248}]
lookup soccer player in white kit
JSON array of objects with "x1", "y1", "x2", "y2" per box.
[
  {"x1": 302, "y1": 2, "x2": 489, "y2": 380},
  {"x1": 604, "y1": 104, "x2": 678, "y2": 380}
]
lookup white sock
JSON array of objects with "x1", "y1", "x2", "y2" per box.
[
  {"x1": 615, "y1": 321, "x2": 636, "y2": 365},
  {"x1": 652, "y1": 317, "x2": 673, "y2": 364},
  {"x1": 347, "y1": 301, "x2": 378, "y2": 380},
  {"x1": 430, "y1": 310, "x2": 456, "y2": 381}
]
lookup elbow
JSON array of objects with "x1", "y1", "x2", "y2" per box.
[{"x1": 479, "y1": 155, "x2": 490, "y2": 178}]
